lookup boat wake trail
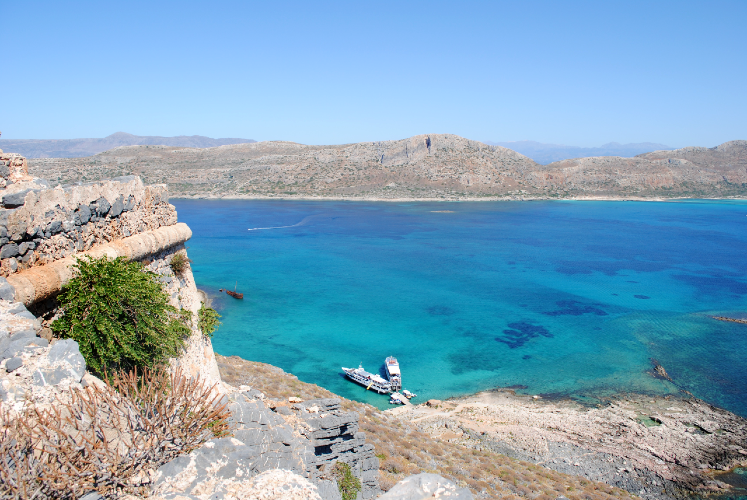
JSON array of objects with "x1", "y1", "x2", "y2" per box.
[{"x1": 247, "y1": 215, "x2": 319, "y2": 231}]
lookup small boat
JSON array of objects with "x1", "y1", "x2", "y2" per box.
[
  {"x1": 402, "y1": 389, "x2": 417, "y2": 399},
  {"x1": 226, "y1": 281, "x2": 243, "y2": 299},
  {"x1": 389, "y1": 392, "x2": 406, "y2": 404},
  {"x1": 342, "y1": 364, "x2": 392, "y2": 394},
  {"x1": 385, "y1": 356, "x2": 402, "y2": 391}
]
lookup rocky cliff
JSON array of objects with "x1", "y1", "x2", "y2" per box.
[
  {"x1": 0, "y1": 148, "x2": 221, "y2": 402},
  {"x1": 27, "y1": 135, "x2": 747, "y2": 200},
  {"x1": 0, "y1": 148, "x2": 384, "y2": 499}
]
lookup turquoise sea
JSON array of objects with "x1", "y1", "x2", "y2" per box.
[{"x1": 172, "y1": 199, "x2": 747, "y2": 415}]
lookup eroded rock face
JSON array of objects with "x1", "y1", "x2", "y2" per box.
[
  {"x1": 0, "y1": 298, "x2": 86, "y2": 412},
  {"x1": 0, "y1": 152, "x2": 32, "y2": 188},
  {"x1": 154, "y1": 393, "x2": 380, "y2": 500},
  {"x1": 293, "y1": 398, "x2": 380, "y2": 496}
]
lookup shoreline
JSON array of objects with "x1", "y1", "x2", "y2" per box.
[
  {"x1": 169, "y1": 194, "x2": 747, "y2": 203},
  {"x1": 384, "y1": 387, "x2": 747, "y2": 499}
]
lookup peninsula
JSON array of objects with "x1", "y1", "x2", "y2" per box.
[{"x1": 28, "y1": 134, "x2": 747, "y2": 200}]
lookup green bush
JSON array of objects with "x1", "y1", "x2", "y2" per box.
[
  {"x1": 197, "y1": 304, "x2": 221, "y2": 338},
  {"x1": 51, "y1": 256, "x2": 190, "y2": 375},
  {"x1": 169, "y1": 252, "x2": 192, "y2": 275},
  {"x1": 331, "y1": 461, "x2": 361, "y2": 500}
]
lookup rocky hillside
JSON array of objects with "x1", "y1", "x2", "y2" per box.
[
  {"x1": 27, "y1": 135, "x2": 747, "y2": 199},
  {"x1": 216, "y1": 354, "x2": 636, "y2": 500},
  {"x1": 532, "y1": 141, "x2": 747, "y2": 198}
]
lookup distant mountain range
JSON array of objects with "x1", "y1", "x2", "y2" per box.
[
  {"x1": 2, "y1": 133, "x2": 674, "y2": 164},
  {"x1": 485, "y1": 140, "x2": 674, "y2": 164},
  {"x1": 0, "y1": 132, "x2": 255, "y2": 158}
]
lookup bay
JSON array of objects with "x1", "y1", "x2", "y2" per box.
[{"x1": 172, "y1": 199, "x2": 747, "y2": 415}]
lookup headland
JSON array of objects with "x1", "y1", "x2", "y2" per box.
[{"x1": 27, "y1": 134, "x2": 747, "y2": 201}]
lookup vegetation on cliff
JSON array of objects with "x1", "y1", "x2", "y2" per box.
[
  {"x1": 0, "y1": 367, "x2": 230, "y2": 499},
  {"x1": 51, "y1": 256, "x2": 191, "y2": 374},
  {"x1": 331, "y1": 461, "x2": 362, "y2": 500},
  {"x1": 197, "y1": 303, "x2": 221, "y2": 338}
]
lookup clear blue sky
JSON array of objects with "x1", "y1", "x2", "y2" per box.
[{"x1": 1, "y1": 1, "x2": 745, "y2": 147}]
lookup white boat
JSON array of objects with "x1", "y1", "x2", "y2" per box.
[
  {"x1": 385, "y1": 356, "x2": 402, "y2": 391},
  {"x1": 389, "y1": 392, "x2": 406, "y2": 404},
  {"x1": 402, "y1": 389, "x2": 417, "y2": 399},
  {"x1": 342, "y1": 364, "x2": 392, "y2": 394}
]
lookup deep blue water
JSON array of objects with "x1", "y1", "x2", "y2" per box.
[{"x1": 172, "y1": 199, "x2": 747, "y2": 415}]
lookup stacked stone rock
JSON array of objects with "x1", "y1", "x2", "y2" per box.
[
  {"x1": 294, "y1": 398, "x2": 380, "y2": 497},
  {"x1": 154, "y1": 393, "x2": 381, "y2": 500}
]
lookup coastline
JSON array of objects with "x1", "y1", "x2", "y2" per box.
[
  {"x1": 170, "y1": 193, "x2": 747, "y2": 203},
  {"x1": 385, "y1": 387, "x2": 747, "y2": 499}
]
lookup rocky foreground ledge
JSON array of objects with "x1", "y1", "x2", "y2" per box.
[{"x1": 387, "y1": 390, "x2": 747, "y2": 499}]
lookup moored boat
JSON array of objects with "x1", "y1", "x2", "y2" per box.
[
  {"x1": 402, "y1": 389, "x2": 417, "y2": 399},
  {"x1": 226, "y1": 280, "x2": 243, "y2": 299},
  {"x1": 342, "y1": 364, "x2": 392, "y2": 394},
  {"x1": 385, "y1": 356, "x2": 402, "y2": 391},
  {"x1": 389, "y1": 392, "x2": 406, "y2": 404}
]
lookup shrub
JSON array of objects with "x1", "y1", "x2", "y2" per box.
[
  {"x1": 378, "y1": 472, "x2": 398, "y2": 492},
  {"x1": 169, "y1": 251, "x2": 192, "y2": 275},
  {"x1": 331, "y1": 461, "x2": 361, "y2": 500},
  {"x1": 198, "y1": 304, "x2": 222, "y2": 338},
  {"x1": 0, "y1": 367, "x2": 231, "y2": 499},
  {"x1": 51, "y1": 256, "x2": 191, "y2": 375}
]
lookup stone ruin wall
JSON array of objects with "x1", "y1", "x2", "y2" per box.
[
  {"x1": 0, "y1": 175, "x2": 176, "y2": 278},
  {"x1": 0, "y1": 149, "x2": 221, "y2": 393}
]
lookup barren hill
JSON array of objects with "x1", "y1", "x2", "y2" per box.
[
  {"x1": 1, "y1": 132, "x2": 255, "y2": 158},
  {"x1": 26, "y1": 135, "x2": 747, "y2": 200}
]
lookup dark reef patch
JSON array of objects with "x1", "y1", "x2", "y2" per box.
[
  {"x1": 496, "y1": 322, "x2": 553, "y2": 349},
  {"x1": 427, "y1": 305, "x2": 456, "y2": 316},
  {"x1": 554, "y1": 259, "x2": 666, "y2": 277},
  {"x1": 673, "y1": 274, "x2": 747, "y2": 297},
  {"x1": 544, "y1": 300, "x2": 608, "y2": 317},
  {"x1": 634, "y1": 295, "x2": 650, "y2": 299}
]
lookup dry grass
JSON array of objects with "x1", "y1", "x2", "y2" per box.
[
  {"x1": 216, "y1": 354, "x2": 635, "y2": 500},
  {"x1": 0, "y1": 367, "x2": 231, "y2": 499}
]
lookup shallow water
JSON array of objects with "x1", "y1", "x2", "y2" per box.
[{"x1": 172, "y1": 199, "x2": 747, "y2": 414}]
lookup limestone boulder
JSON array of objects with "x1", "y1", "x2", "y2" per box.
[{"x1": 379, "y1": 473, "x2": 474, "y2": 499}]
